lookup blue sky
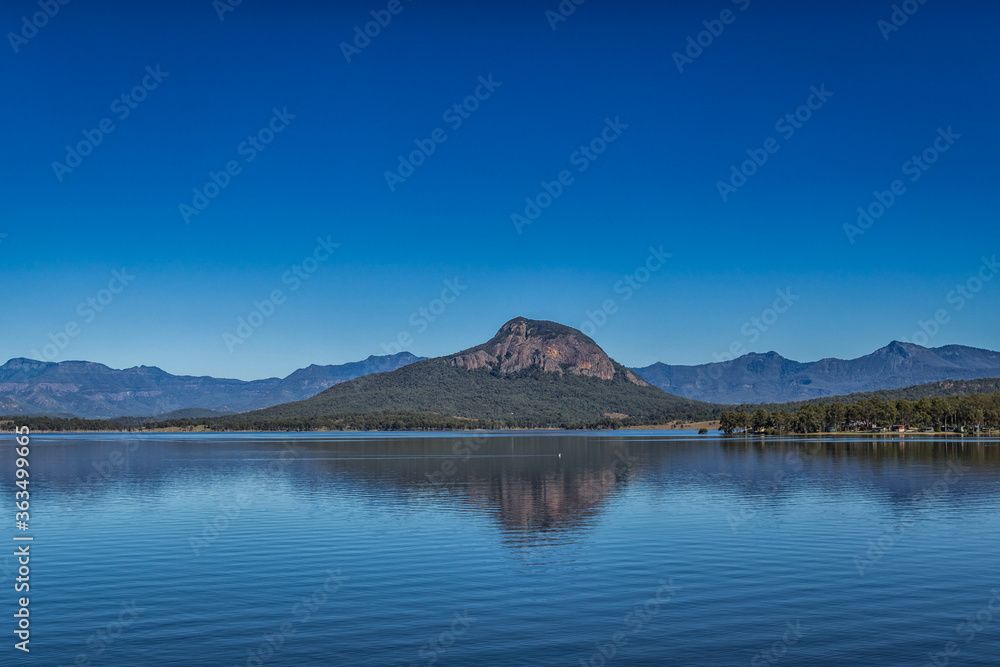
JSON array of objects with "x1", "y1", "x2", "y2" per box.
[{"x1": 3, "y1": 0, "x2": 998, "y2": 380}]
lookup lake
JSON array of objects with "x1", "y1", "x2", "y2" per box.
[{"x1": 5, "y1": 432, "x2": 1000, "y2": 666}]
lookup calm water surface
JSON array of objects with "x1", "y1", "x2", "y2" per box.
[{"x1": 4, "y1": 432, "x2": 1000, "y2": 666}]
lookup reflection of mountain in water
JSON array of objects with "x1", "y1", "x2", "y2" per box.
[
  {"x1": 303, "y1": 435, "x2": 642, "y2": 544},
  {"x1": 464, "y1": 466, "x2": 618, "y2": 540},
  {"x1": 15, "y1": 434, "x2": 1000, "y2": 544}
]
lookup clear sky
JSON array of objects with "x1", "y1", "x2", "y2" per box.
[{"x1": 3, "y1": 0, "x2": 998, "y2": 380}]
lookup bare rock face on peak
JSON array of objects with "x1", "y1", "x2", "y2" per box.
[
  {"x1": 449, "y1": 317, "x2": 648, "y2": 386},
  {"x1": 246, "y1": 316, "x2": 706, "y2": 427}
]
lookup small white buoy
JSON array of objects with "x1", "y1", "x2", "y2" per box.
[{"x1": 558, "y1": 452, "x2": 561, "y2": 458}]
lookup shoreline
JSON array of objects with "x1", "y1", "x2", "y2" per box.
[{"x1": 9, "y1": 426, "x2": 997, "y2": 436}]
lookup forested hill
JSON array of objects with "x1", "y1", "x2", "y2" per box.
[
  {"x1": 236, "y1": 318, "x2": 718, "y2": 428},
  {"x1": 742, "y1": 377, "x2": 1000, "y2": 412}
]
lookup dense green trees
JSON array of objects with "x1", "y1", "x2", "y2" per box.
[
  {"x1": 1, "y1": 411, "x2": 651, "y2": 433},
  {"x1": 9, "y1": 385, "x2": 1000, "y2": 435},
  {"x1": 720, "y1": 393, "x2": 1000, "y2": 434},
  {"x1": 242, "y1": 359, "x2": 720, "y2": 427},
  {"x1": 0, "y1": 416, "x2": 138, "y2": 432}
]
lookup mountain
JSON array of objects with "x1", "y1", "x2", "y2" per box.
[
  {"x1": 0, "y1": 353, "x2": 422, "y2": 419},
  {"x1": 633, "y1": 342, "x2": 1000, "y2": 404},
  {"x1": 240, "y1": 317, "x2": 715, "y2": 427},
  {"x1": 756, "y1": 377, "x2": 1000, "y2": 411}
]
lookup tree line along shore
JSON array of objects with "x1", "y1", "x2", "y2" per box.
[
  {"x1": 719, "y1": 394, "x2": 1000, "y2": 435},
  {"x1": 4, "y1": 392, "x2": 1000, "y2": 434}
]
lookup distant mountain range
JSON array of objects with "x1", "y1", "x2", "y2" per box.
[
  {"x1": 3, "y1": 326, "x2": 1000, "y2": 421},
  {"x1": 631, "y1": 342, "x2": 1000, "y2": 404},
  {"x1": 757, "y1": 377, "x2": 1000, "y2": 410},
  {"x1": 237, "y1": 317, "x2": 713, "y2": 428},
  {"x1": 0, "y1": 353, "x2": 421, "y2": 419}
]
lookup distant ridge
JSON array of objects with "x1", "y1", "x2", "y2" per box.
[
  {"x1": 632, "y1": 342, "x2": 1000, "y2": 404},
  {"x1": 0, "y1": 353, "x2": 423, "y2": 419},
  {"x1": 5, "y1": 328, "x2": 999, "y2": 422},
  {"x1": 241, "y1": 317, "x2": 713, "y2": 427},
  {"x1": 754, "y1": 377, "x2": 1000, "y2": 411}
]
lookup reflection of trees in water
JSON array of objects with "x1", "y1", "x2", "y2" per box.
[
  {"x1": 311, "y1": 436, "x2": 643, "y2": 543},
  {"x1": 318, "y1": 436, "x2": 646, "y2": 547},
  {"x1": 16, "y1": 435, "x2": 1000, "y2": 542},
  {"x1": 713, "y1": 438, "x2": 1000, "y2": 506},
  {"x1": 718, "y1": 437, "x2": 1000, "y2": 465}
]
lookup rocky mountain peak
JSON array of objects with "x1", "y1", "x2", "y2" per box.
[{"x1": 449, "y1": 317, "x2": 649, "y2": 386}]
